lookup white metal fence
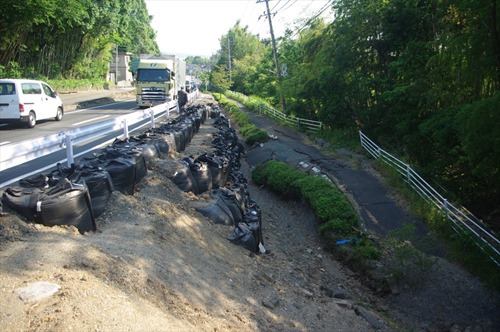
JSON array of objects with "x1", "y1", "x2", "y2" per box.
[
  {"x1": 359, "y1": 131, "x2": 500, "y2": 266},
  {"x1": 0, "y1": 91, "x2": 199, "y2": 187},
  {"x1": 227, "y1": 91, "x2": 323, "y2": 132}
]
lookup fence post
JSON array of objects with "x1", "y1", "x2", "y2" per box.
[
  {"x1": 65, "y1": 134, "x2": 74, "y2": 167},
  {"x1": 123, "y1": 119, "x2": 129, "y2": 140},
  {"x1": 150, "y1": 108, "x2": 155, "y2": 129},
  {"x1": 443, "y1": 199, "x2": 449, "y2": 217}
]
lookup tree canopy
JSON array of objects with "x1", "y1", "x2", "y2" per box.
[
  {"x1": 0, "y1": 0, "x2": 158, "y2": 79},
  {"x1": 211, "y1": 0, "x2": 499, "y2": 227}
]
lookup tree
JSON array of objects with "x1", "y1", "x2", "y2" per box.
[{"x1": 210, "y1": 64, "x2": 231, "y2": 97}]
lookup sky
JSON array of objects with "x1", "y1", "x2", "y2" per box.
[{"x1": 145, "y1": 0, "x2": 334, "y2": 57}]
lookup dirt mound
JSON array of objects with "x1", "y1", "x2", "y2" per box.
[
  {"x1": 0, "y1": 94, "x2": 384, "y2": 331},
  {"x1": 1, "y1": 93, "x2": 498, "y2": 332}
]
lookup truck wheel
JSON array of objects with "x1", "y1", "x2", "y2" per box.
[
  {"x1": 55, "y1": 107, "x2": 63, "y2": 121},
  {"x1": 27, "y1": 111, "x2": 36, "y2": 128}
]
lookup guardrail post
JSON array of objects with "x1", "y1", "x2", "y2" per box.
[
  {"x1": 406, "y1": 164, "x2": 411, "y2": 183},
  {"x1": 150, "y1": 109, "x2": 155, "y2": 129},
  {"x1": 166, "y1": 104, "x2": 170, "y2": 118},
  {"x1": 65, "y1": 134, "x2": 74, "y2": 166},
  {"x1": 122, "y1": 119, "x2": 129, "y2": 139}
]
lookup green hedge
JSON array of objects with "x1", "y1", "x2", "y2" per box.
[{"x1": 214, "y1": 93, "x2": 269, "y2": 145}]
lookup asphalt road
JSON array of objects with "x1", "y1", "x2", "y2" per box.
[
  {"x1": 0, "y1": 88, "x2": 160, "y2": 187},
  {"x1": 242, "y1": 107, "x2": 445, "y2": 256}
]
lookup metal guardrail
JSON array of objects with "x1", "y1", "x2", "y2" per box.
[
  {"x1": 0, "y1": 91, "x2": 199, "y2": 179},
  {"x1": 227, "y1": 91, "x2": 323, "y2": 131},
  {"x1": 359, "y1": 131, "x2": 500, "y2": 266}
]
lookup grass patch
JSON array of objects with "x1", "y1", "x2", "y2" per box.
[
  {"x1": 213, "y1": 93, "x2": 269, "y2": 146},
  {"x1": 252, "y1": 160, "x2": 378, "y2": 267},
  {"x1": 372, "y1": 160, "x2": 500, "y2": 290}
]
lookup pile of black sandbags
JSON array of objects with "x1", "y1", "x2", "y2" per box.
[
  {"x1": 1, "y1": 105, "x2": 206, "y2": 234},
  {"x1": 180, "y1": 111, "x2": 266, "y2": 254},
  {"x1": 2, "y1": 167, "x2": 98, "y2": 234},
  {"x1": 1, "y1": 103, "x2": 266, "y2": 254}
]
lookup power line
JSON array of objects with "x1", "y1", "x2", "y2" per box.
[
  {"x1": 290, "y1": 0, "x2": 333, "y2": 38},
  {"x1": 277, "y1": 0, "x2": 298, "y2": 13}
]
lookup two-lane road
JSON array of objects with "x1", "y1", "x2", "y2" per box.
[
  {"x1": 0, "y1": 93, "x2": 159, "y2": 187},
  {"x1": 0, "y1": 96, "x2": 136, "y2": 145}
]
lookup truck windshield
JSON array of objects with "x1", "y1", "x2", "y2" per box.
[{"x1": 137, "y1": 69, "x2": 170, "y2": 82}]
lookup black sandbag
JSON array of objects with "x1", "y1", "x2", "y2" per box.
[
  {"x1": 78, "y1": 168, "x2": 113, "y2": 218},
  {"x1": 2, "y1": 178, "x2": 96, "y2": 234},
  {"x1": 182, "y1": 157, "x2": 212, "y2": 194},
  {"x1": 102, "y1": 155, "x2": 137, "y2": 195},
  {"x1": 47, "y1": 163, "x2": 113, "y2": 218},
  {"x1": 213, "y1": 188, "x2": 244, "y2": 225},
  {"x1": 169, "y1": 129, "x2": 183, "y2": 152},
  {"x1": 130, "y1": 139, "x2": 158, "y2": 162},
  {"x1": 196, "y1": 197, "x2": 234, "y2": 225},
  {"x1": 160, "y1": 132, "x2": 176, "y2": 154},
  {"x1": 171, "y1": 161, "x2": 199, "y2": 195},
  {"x1": 151, "y1": 128, "x2": 177, "y2": 154},
  {"x1": 244, "y1": 200, "x2": 264, "y2": 248},
  {"x1": 110, "y1": 147, "x2": 148, "y2": 184},
  {"x1": 229, "y1": 222, "x2": 258, "y2": 253},
  {"x1": 181, "y1": 119, "x2": 194, "y2": 141},
  {"x1": 192, "y1": 115, "x2": 201, "y2": 133},
  {"x1": 228, "y1": 184, "x2": 247, "y2": 215},
  {"x1": 137, "y1": 132, "x2": 169, "y2": 159},
  {"x1": 102, "y1": 147, "x2": 147, "y2": 193},
  {"x1": 2, "y1": 186, "x2": 44, "y2": 219},
  {"x1": 191, "y1": 161, "x2": 212, "y2": 194},
  {"x1": 196, "y1": 154, "x2": 230, "y2": 188},
  {"x1": 37, "y1": 178, "x2": 96, "y2": 233},
  {"x1": 18, "y1": 173, "x2": 49, "y2": 189}
]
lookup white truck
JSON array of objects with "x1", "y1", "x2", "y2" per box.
[{"x1": 135, "y1": 54, "x2": 188, "y2": 108}]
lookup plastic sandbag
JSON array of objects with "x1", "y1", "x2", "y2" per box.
[
  {"x1": 196, "y1": 197, "x2": 234, "y2": 225},
  {"x1": 182, "y1": 157, "x2": 212, "y2": 194},
  {"x1": 229, "y1": 222, "x2": 259, "y2": 253},
  {"x1": 37, "y1": 178, "x2": 96, "y2": 233},
  {"x1": 171, "y1": 161, "x2": 199, "y2": 195},
  {"x1": 3, "y1": 177, "x2": 97, "y2": 234},
  {"x1": 196, "y1": 153, "x2": 230, "y2": 188},
  {"x1": 2, "y1": 186, "x2": 44, "y2": 220},
  {"x1": 213, "y1": 188, "x2": 244, "y2": 225}
]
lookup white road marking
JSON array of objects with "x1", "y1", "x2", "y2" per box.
[{"x1": 73, "y1": 115, "x2": 110, "y2": 126}]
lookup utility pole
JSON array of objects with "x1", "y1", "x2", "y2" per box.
[
  {"x1": 115, "y1": 44, "x2": 119, "y2": 85},
  {"x1": 258, "y1": 0, "x2": 285, "y2": 113},
  {"x1": 227, "y1": 35, "x2": 232, "y2": 84}
]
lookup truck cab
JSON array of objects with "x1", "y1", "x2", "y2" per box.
[{"x1": 135, "y1": 59, "x2": 175, "y2": 108}]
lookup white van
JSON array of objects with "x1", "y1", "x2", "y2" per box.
[{"x1": 0, "y1": 79, "x2": 64, "y2": 128}]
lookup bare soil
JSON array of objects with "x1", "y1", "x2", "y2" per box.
[{"x1": 0, "y1": 93, "x2": 498, "y2": 332}]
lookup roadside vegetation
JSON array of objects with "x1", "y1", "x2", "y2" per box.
[
  {"x1": 214, "y1": 94, "x2": 269, "y2": 146},
  {"x1": 3, "y1": 0, "x2": 498, "y2": 290},
  {"x1": 223, "y1": 90, "x2": 499, "y2": 291}
]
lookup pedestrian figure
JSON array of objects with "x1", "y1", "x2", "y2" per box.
[{"x1": 178, "y1": 86, "x2": 188, "y2": 113}]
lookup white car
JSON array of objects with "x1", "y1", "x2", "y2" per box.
[{"x1": 0, "y1": 79, "x2": 64, "y2": 128}]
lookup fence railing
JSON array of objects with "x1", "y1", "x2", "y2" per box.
[
  {"x1": 227, "y1": 91, "x2": 323, "y2": 132},
  {"x1": 0, "y1": 91, "x2": 199, "y2": 186},
  {"x1": 359, "y1": 131, "x2": 500, "y2": 266}
]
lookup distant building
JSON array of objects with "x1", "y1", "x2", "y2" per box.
[{"x1": 108, "y1": 48, "x2": 133, "y2": 87}]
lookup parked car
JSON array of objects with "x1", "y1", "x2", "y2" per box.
[{"x1": 0, "y1": 79, "x2": 64, "y2": 128}]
